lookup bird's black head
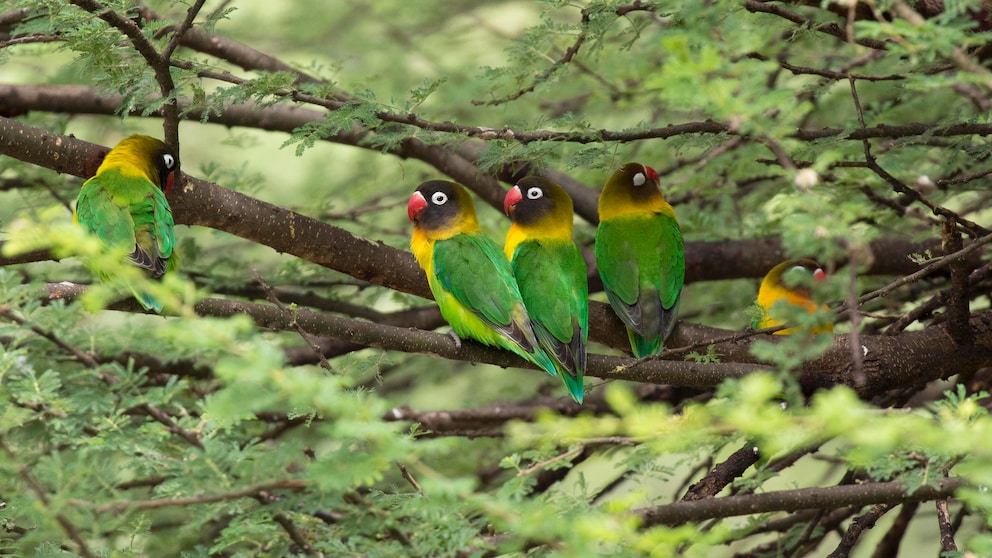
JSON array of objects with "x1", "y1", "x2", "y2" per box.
[
  {"x1": 505, "y1": 176, "x2": 571, "y2": 227},
  {"x1": 153, "y1": 146, "x2": 179, "y2": 193},
  {"x1": 408, "y1": 180, "x2": 475, "y2": 233}
]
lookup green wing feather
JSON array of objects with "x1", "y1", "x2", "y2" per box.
[
  {"x1": 595, "y1": 213, "x2": 684, "y2": 357},
  {"x1": 432, "y1": 233, "x2": 557, "y2": 375},
  {"x1": 75, "y1": 169, "x2": 176, "y2": 312},
  {"x1": 511, "y1": 238, "x2": 588, "y2": 402}
]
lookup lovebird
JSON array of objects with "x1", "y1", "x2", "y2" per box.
[
  {"x1": 74, "y1": 134, "x2": 178, "y2": 312},
  {"x1": 408, "y1": 180, "x2": 558, "y2": 378},
  {"x1": 754, "y1": 259, "x2": 833, "y2": 334},
  {"x1": 504, "y1": 177, "x2": 588, "y2": 403},
  {"x1": 595, "y1": 162, "x2": 685, "y2": 357}
]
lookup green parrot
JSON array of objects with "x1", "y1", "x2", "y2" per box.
[
  {"x1": 408, "y1": 180, "x2": 558, "y2": 378},
  {"x1": 74, "y1": 134, "x2": 178, "y2": 312},
  {"x1": 595, "y1": 162, "x2": 684, "y2": 357},
  {"x1": 504, "y1": 177, "x2": 588, "y2": 403}
]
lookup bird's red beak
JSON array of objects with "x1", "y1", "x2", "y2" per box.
[
  {"x1": 408, "y1": 191, "x2": 427, "y2": 222},
  {"x1": 644, "y1": 165, "x2": 659, "y2": 181},
  {"x1": 504, "y1": 185, "x2": 522, "y2": 216},
  {"x1": 813, "y1": 268, "x2": 827, "y2": 282}
]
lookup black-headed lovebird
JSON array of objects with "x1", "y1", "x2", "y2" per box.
[
  {"x1": 74, "y1": 134, "x2": 178, "y2": 312},
  {"x1": 408, "y1": 180, "x2": 558, "y2": 377},
  {"x1": 754, "y1": 259, "x2": 833, "y2": 334},
  {"x1": 504, "y1": 177, "x2": 588, "y2": 403},
  {"x1": 595, "y1": 162, "x2": 685, "y2": 357}
]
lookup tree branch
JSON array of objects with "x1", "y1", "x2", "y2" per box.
[
  {"x1": 827, "y1": 503, "x2": 896, "y2": 558},
  {"x1": 72, "y1": 478, "x2": 308, "y2": 514},
  {"x1": 67, "y1": 0, "x2": 180, "y2": 147},
  {"x1": 634, "y1": 478, "x2": 962, "y2": 527},
  {"x1": 38, "y1": 281, "x2": 992, "y2": 400}
]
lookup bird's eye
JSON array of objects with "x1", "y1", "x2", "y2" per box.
[
  {"x1": 431, "y1": 191, "x2": 448, "y2": 205},
  {"x1": 162, "y1": 153, "x2": 176, "y2": 170},
  {"x1": 790, "y1": 265, "x2": 807, "y2": 274},
  {"x1": 632, "y1": 172, "x2": 646, "y2": 186},
  {"x1": 526, "y1": 187, "x2": 543, "y2": 200}
]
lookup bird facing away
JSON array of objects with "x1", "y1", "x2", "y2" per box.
[
  {"x1": 74, "y1": 134, "x2": 178, "y2": 312},
  {"x1": 408, "y1": 180, "x2": 558, "y2": 378},
  {"x1": 504, "y1": 176, "x2": 588, "y2": 403},
  {"x1": 595, "y1": 162, "x2": 685, "y2": 357},
  {"x1": 754, "y1": 259, "x2": 833, "y2": 334}
]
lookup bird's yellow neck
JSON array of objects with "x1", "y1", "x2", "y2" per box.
[
  {"x1": 411, "y1": 211, "x2": 481, "y2": 271},
  {"x1": 598, "y1": 192, "x2": 674, "y2": 221},
  {"x1": 410, "y1": 227, "x2": 434, "y2": 273},
  {"x1": 757, "y1": 282, "x2": 817, "y2": 315},
  {"x1": 503, "y1": 218, "x2": 572, "y2": 260},
  {"x1": 97, "y1": 147, "x2": 157, "y2": 183}
]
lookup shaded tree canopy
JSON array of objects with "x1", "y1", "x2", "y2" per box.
[{"x1": 2, "y1": 0, "x2": 992, "y2": 556}]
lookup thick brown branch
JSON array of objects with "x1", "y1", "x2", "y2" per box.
[
  {"x1": 942, "y1": 222, "x2": 973, "y2": 345},
  {"x1": 0, "y1": 117, "x2": 936, "y2": 291},
  {"x1": 635, "y1": 478, "x2": 962, "y2": 527},
  {"x1": 39, "y1": 282, "x2": 992, "y2": 399}
]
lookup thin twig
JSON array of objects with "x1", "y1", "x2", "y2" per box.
[
  {"x1": 848, "y1": 75, "x2": 989, "y2": 238},
  {"x1": 517, "y1": 445, "x2": 585, "y2": 477},
  {"x1": 161, "y1": 0, "x2": 207, "y2": 61},
  {"x1": 0, "y1": 435, "x2": 98, "y2": 558},
  {"x1": 273, "y1": 512, "x2": 315, "y2": 556},
  {"x1": 72, "y1": 479, "x2": 309, "y2": 513},
  {"x1": 397, "y1": 463, "x2": 425, "y2": 495},
  {"x1": 253, "y1": 270, "x2": 335, "y2": 373},
  {"x1": 473, "y1": 2, "x2": 655, "y2": 106},
  {"x1": 0, "y1": 305, "x2": 99, "y2": 367},
  {"x1": 844, "y1": 232, "x2": 992, "y2": 311}
]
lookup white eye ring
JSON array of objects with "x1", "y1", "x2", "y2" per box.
[
  {"x1": 431, "y1": 191, "x2": 448, "y2": 205},
  {"x1": 526, "y1": 187, "x2": 543, "y2": 200},
  {"x1": 162, "y1": 153, "x2": 176, "y2": 169},
  {"x1": 632, "y1": 172, "x2": 646, "y2": 186},
  {"x1": 790, "y1": 265, "x2": 807, "y2": 274}
]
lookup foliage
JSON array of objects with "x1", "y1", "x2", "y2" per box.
[{"x1": 1, "y1": 0, "x2": 992, "y2": 556}]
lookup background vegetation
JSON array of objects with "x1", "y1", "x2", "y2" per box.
[{"x1": 2, "y1": 0, "x2": 992, "y2": 556}]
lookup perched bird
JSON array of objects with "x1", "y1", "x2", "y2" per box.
[
  {"x1": 504, "y1": 177, "x2": 588, "y2": 403},
  {"x1": 74, "y1": 135, "x2": 178, "y2": 312},
  {"x1": 408, "y1": 180, "x2": 558, "y2": 377},
  {"x1": 754, "y1": 259, "x2": 833, "y2": 334},
  {"x1": 595, "y1": 162, "x2": 684, "y2": 357}
]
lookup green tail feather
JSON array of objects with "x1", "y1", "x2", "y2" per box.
[
  {"x1": 628, "y1": 328, "x2": 662, "y2": 359},
  {"x1": 558, "y1": 369, "x2": 584, "y2": 403},
  {"x1": 527, "y1": 346, "x2": 559, "y2": 378},
  {"x1": 133, "y1": 289, "x2": 162, "y2": 313}
]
